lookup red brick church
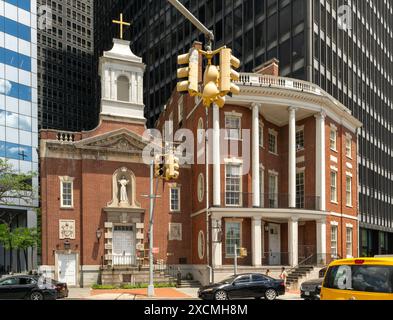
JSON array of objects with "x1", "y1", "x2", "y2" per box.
[{"x1": 39, "y1": 38, "x2": 362, "y2": 288}]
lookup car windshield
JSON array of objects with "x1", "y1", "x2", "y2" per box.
[{"x1": 219, "y1": 276, "x2": 237, "y2": 284}]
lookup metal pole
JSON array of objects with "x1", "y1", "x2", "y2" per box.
[
  {"x1": 148, "y1": 160, "x2": 155, "y2": 297},
  {"x1": 167, "y1": 0, "x2": 214, "y2": 48},
  {"x1": 205, "y1": 107, "x2": 212, "y2": 284},
  {"x1": 234, "y1": 243, "x2": 238, "y2": 275}
]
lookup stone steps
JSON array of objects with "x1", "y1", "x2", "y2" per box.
[{"x1": 176, "y1": 280, "x2": 201, "y2": 288}]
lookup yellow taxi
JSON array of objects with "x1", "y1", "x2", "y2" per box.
[{"x1": 320, "y1": 257, "x2": 393, "y2": 300}]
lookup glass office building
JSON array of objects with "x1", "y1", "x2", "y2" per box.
[
  {"x1": 95, "y1": 0, "x2": 393, "y2": 256},
  {"x1": 37, "y1": 0, "x2": 95, "y2": 132},
  {"x1": 0, "y1": 0, "x2": 38, "y2": 272}
]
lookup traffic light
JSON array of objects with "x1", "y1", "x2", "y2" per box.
[
  {"x1": 164, "y1": 153, "x2": 180, "y2": 181},
  {"x1": 219, "y1": 48, "x2": 241, "y2": 98},
  {"x1": 177, "y1": 48, "x2": 199, "y2": 96},
  {"x1": 154, "y1": 155, "x2": 165, "y2": 178},
  {"x1": 202, "y1": 64, "x2": 220, "y2": 108}
]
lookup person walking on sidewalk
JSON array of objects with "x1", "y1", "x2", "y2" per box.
[{"x1": 280, "y1": 267, "x2": 288, "y2": 287}]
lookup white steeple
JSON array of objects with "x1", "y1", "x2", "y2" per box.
[{"x1": 99, "y1": 38, "x2": 146, "y2": 124}]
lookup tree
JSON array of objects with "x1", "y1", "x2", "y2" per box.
[
  {"x1": 0, "y1": 158, "x2": 36, "y2": 272},
  {"x1": 11, "y1": 228, "x2": 39, "y2": 271}
]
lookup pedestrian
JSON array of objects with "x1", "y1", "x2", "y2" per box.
[
  {"x1": 280, "y1": 267, "x2": 288, "y2": 286},
  {"x1": 265, "y1": 269, "x2": 271, "y2": 277}
]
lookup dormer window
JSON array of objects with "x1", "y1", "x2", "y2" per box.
[{"x1": 117, "y1": 75, "x2": 130, "y2": 101}]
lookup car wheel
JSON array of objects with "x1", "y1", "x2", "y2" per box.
[
  {"x1": 264, "y1": 289, "x2": 277, "y2": 301},
  {"x1": 30, "y1": 291, "x2": 44, "y2": 301},
  {"x1": 214, "y1": 290, "x2": 228, "y2": 300}
]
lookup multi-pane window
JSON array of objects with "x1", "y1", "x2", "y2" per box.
[
  {"x1": 61, "y1": 181, "x2": 73, "y2": 208},
  {"x1": 225, "y1": 115, "x2": 241, "y2": 140},
  {"x1": 296, "y1": 171, "x2": 305, "y2": 209},
  {"x1": 330, "y1": 127, "x2": 337, "y2": 151},
  {"x1": 268, "y1": 173, "x2": 278, "y2": 208},
  {"x1": 170, "y1": 187, "x2": 180, "y2": 212},
  {"x1": 225, "y1": 222, "x2": 241, "y2": 256},
  {"x1": 225, "y1": 164, "x2": 241, "y2": 206},
  {"x1": 259, "y1": 123, "x2": 264, "y2": 147},
  {"x1": 330, "y1": 171, "x2": 338, "y2": 203},
  {"x1": 259, "y1": 168, "x2": 264, "y2": 207},
  {"x1": 345, "y1": 136, "x2": 352, "y2": 158},
  {"x1": 296, "y1": 130, "x2": 304, "y2": 150},
  {"x1": 268, "y1": 131, "x2": 277, "y2": 154},
  {"x1": 346, "y1": 228, "x2": 353, "y2": 257},
  {"x1": 346, "y1": 176, "x2": 352, "y2": 207},
  {"x1": 331, "y1": 225, "x2": 338, "y2": 257}
]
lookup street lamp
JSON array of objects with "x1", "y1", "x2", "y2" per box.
[{"x1": 96, "y1": 228, "x2": 103, "y2": 242}]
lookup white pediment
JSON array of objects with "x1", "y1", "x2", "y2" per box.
[{"x1": 74, "y1": 128, "x2": 147, "y2": 154}]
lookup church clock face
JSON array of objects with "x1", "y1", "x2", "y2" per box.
[
  {"x1": 197, "y1": 118, "x2": 204, "y2": 144},
  {"x1": 198, "y1": 231, "x2": 205, "y2": 260},
  {"x1": 197, "y1": 173, "x2": 204, "y2": 203}
]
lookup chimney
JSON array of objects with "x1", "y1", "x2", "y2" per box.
[{"x1": 253, "y1": 58, "x2": 280, "y2": 76}]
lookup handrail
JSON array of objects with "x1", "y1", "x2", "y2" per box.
[{"x1": 287, "y1": 253, "x2": 318, "y2": 276}]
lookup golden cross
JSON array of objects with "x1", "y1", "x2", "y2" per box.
[{"x1": 112, "y1": 13, "x2": 131, "y2": 40}]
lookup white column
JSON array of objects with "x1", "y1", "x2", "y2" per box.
[
  {"x1": 288, "y1": 217, "x2": 299, "y2": 267},
  {"x1": 315, "y1": 112, "x2": 326, "y2": 211},
  {"x1": 288, "y1": 107, "x2": 297, "y2": 208},
  {"x1": 251, "y1": 217, "x2": 262, "y2": 266},
  {"x1": 213, "y1": 104, "x2": 221, "y2": 207},
  {"x1": 252, "y1": 103, "x2": 261, "y2": 207},
  {"x1": 316, "y1": 219, "x2": 327, "y2": 264},
  {"x1": 212, "y1": 218, "x2": 222, "y2": 267}
]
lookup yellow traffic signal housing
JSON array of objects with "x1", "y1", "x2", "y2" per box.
[
  {"x1": 239, "y1": 247, "x2": 248, "y2": 258},
  {"x1": 154, "y1": 155, "x2": 165, "y2": 178},
  {"x1": 164, "y1": 153, "x2": 180, "y2": 181},
  {"x1": 219, "y1": 48, "x2": 241, "y2": 98},
  {"x1": 177, "y1": 48, "x2": 199, "y2": 96},
  {"x1": 202, "y1": 64, "x2": 220, "y2": 108}
]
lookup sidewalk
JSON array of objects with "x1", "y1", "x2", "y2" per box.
[{"x1": 66, "y1": 287, "x2": 196, "y2": 300}]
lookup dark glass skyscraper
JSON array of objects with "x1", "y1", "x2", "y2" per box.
[
  {"x1": 37, "y1": 0, "x2": 96, "y2": 131},
  {"x1": 94, "y1": 0, "x2": 393, "y2": 256}
]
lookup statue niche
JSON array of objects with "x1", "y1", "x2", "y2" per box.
[{"x1": 107, "y1": 167, "x2": 140, "y2": 208}]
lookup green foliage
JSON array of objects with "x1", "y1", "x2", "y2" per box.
[
  {"x1": 92, "y1": 283, "x2": 176, "y2": 290},
  {"x1": 0, "y1": 224, "x2": 11, "y2": 249},
  {"x1": 10, "y1": 227, "x2": 39, "y2": 251},
  {"x1": 0, "y1": 158, "x2": 36, "y2": 206}
]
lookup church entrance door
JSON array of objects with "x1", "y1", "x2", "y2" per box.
[
  {"x1": 57, "y1": 253, "x2": 77, "y2": 286},
  {"x1": 112, "y1": 225, "x2": 135, "y2": 266}
]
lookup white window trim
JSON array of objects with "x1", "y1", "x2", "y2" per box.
[
  {"x1": 268, "y1": 171, "x2": 279, "y2": 208},
  {"x1": 346, "y1": 175, "x2": 353, "y2": 207},
  {"x1": 268, "y1": 129, "x2": 278, "y2": 155},
  {"x1": 296, "y1": 126, "x2": 305, "y2": 151},
  {"x1": 330, "y1": 171, "x2": 338, "y2": 204},
  {"x1": 330, "y1": 126, "x2": 338, "y2": 152},
  {"x1": 345, "y1": 135, "x2": 352, "y2": 159},
  {"x1": 346, "y1": 227, "x2": 353, "y2": 258},
  {"x1": 169, "y1": 187, "x2": 181, "y2": 212},
  {"x1": 59, "y1": 176, "x2": 74, "y2": 209},
  {"x1": 259, "y1": 121, "x2": 264, "y2": 148},
  {"x1": 259, "y1": 166, "x2": 265, "y2": 207},
  {"x1": 225, "y1": 163, "x2": 243, "y2": 207},
  {"x1": 225, "y1": 114, "x2": 242, "y2": 141},
  {"x1": 224, "y1": 220, "x2": 242, "y2": 258}
]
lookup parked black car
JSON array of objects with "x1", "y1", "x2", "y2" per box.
[
  {"x1": 300, "y1": 267, "x2": 327, "y2": 300},
  {"x1": 0, "y1": 275, "x2": 57, "y2": 300},
  {"x1": 51, "y1": 279, "x2": 69, "y2": 299},
  {"x1": 198, "y1": 273, "x2": 286, "y2": 300}
]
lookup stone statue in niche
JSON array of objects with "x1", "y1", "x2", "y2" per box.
[{"x1": 118, "y1": 176, "x2": 130, "y2": 204}]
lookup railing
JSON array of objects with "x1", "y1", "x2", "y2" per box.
[
  {"x1": 56, "y1": 132, "x2": 75, "y2": 142},
  {"x1": 221, "y1": 193, "x2": 321, "y2": 211},
  {"x1": 236, "y1": 73, "x2": 323, "y2": 96},
  {"x1": 105, "y1": 255, "x2": 137, "y2": 267}
]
